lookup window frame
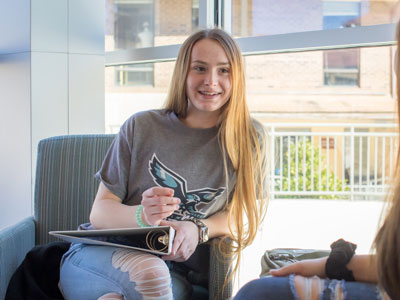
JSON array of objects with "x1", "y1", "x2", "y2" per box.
[{"x1": 106, "y1": 22, "x2": 396, "y2": 67}]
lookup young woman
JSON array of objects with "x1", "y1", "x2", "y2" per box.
[
  {"x1": 233, "y1": 24, "x2": 400, "y2": 300},
  {"x1": 58, "y1": 28, "x2": 267, "y2": 300}
]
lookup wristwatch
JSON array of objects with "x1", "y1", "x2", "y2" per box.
[{"x1": 188, "y1": 218, "x2": 209, "y2": 244}]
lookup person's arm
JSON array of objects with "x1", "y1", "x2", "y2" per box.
[
  {"x1": 90, "y1": 182, "x2": 180, "y2": 229},
  {"x1": 90, "y1": 182, "x2": 138, "y2": 229},
  {"x1": 347, "y1": 254, "x2": 378, "y2": 283},
  {"x1": 270, "y1": 254, "x2": 378, "y2": 284},
  {"x1": 202, "y1": 210, "x2": 231, "y2": 239}
]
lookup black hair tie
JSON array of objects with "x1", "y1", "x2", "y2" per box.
[{"x1": 325, "y1": 238, "x2": 357, "y2": 281}]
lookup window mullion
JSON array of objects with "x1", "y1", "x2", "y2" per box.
[
  {"x1": 221, "y1": 0, "x2": 232, "y2": 34},
  {"x1": 199, "y1": 0, "x2": 216, "y2": 29}
]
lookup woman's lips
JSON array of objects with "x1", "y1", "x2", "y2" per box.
[{"x1": 199, "y1": 90, "x2": 221, "y2": 96}]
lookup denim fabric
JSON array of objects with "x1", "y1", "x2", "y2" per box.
[
  {"x1": 321, "y1": 279, "x2": 384, "y2": 300},
  {"x1": 233, "y1": 275, "x2": 300, "y2": 300},
  {"x1": 59, "y1": 244, "x2": 192, "y2": 300},
  {"x1": 233, "y1": 275, "x2": 384, "y2": 300}
]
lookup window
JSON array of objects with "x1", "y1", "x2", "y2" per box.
[
  {"x1": 105, "y1": 0, "x2": 199, "y2": 87},
  {"x1": 192, "y1": 0, "x2": 199, "y2": 30},
  {"x1": 112, "y1": 1, "x2": 154, "y2": 50},
  {"x1": 114, "y1": 64, "x2": 154, "y2": 87},
  {"x1": 323, "y1": 49, "x2": 360, "y2": 86},
  {"x1": 232, "y1": 0, "x2": 393, "y2": 38},
  {"x1": 323, "y1": 1, "x2": 361, "y2": 86}
]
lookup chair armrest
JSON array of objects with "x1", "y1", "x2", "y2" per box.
[
  {"x1": 209, "y1": 237, "x2": 233, "y2": 300},
  {"x1": 0, "y1": 217, "x2": 35, "y2": 300}
]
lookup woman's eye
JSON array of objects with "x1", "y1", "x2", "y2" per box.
[
  {"x1": 194, "y1": 66, "x2": 206, "y2": 72},
  {"x1": 220, "y1": 68, "x2": 230, "y2": 74}
]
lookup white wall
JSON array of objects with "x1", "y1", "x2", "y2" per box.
[
  {"x1": 0, "y1": 52, "x2": 32, "y2": 229},
  {"x1": 0, "y1": 0, "x2": 105, "y2": 229}
]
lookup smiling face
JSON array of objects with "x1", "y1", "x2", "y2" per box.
[{"x1": 184, "y1": 38, "x2": 232, "y2": 126}]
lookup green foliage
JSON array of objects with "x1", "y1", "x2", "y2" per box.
[{"x1": 275, "y1": 138, "x2": 349, "y2": 199}]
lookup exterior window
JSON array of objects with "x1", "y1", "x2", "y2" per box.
[
  {"x1": 323, "y1": 1, "x2": 360, "y2": 86},
  {"x1": 192, "y1": 0, "x2": 199, "y2": 30},
  {"x1": 113, "y1": 1, "x2": 154, "y2": 50},
  {"x1": 115, "y1": 64, "x2": 154, "y2": 87},
  {"x1": 106, "y1": 0, "x2": 199, "y2": 87},
  {"x1": 111, "y1": 0, "x2": 154, "y2": 86},
  {"x1": 323, "y1": 49, "x2": 360, "y2": 86}
]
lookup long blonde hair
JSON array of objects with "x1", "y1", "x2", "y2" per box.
[
  {"x1": 164, "y1": 28, "x2": 268, "y2": 282},
  {"x1": 373, "y1": 22, "x2": 400, "y2": 300}
]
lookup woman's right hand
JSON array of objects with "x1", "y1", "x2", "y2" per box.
[
  {"x1": 141, "y1": 187, "x2": 180, "y2": 226},
  {"x1": 270, "y1": 257, "x2": 328, "y2": 278}
]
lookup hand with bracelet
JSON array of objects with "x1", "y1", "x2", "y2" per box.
[
  {"x1": 138, "y1": 186, "x2": 202, "y2": 262},
  {"x1": 139, "y1": 186, "x2": 181, "y2": 226},
  {"x1": 235, "y1": 239, "x2": 386, "y2": 300},
  {"x1": 159, "y1": 219, "x2": 200, "y2": 262}
]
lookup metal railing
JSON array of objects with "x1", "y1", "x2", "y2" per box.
[{"x1": 266, "y1": 123, "x2": 398, "y2": 200}]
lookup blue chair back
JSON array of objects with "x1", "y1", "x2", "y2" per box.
[{"x1": 34, "y1": 134, "x2": 115, "y2": 245}]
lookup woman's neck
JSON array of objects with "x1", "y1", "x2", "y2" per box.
[{"x1": 180, "y1": 112, "x2": 219, "y2": 129}]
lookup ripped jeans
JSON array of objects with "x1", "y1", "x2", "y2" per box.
[
  {"x1": 233, "y1": 275, "x2": 388, "y2": 300},
  {"x1": 59, "y1": 243, "x2": 192, "y2": 300}
]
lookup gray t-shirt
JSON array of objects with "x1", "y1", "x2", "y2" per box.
[{"x1": 96, "y1": 109, "x2": 236, "y2": 220}]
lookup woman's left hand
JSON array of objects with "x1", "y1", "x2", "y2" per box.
[
  {"x1": 270, "y1": 257, "x2": 327, "y2": 278},
  {"x1": 160, "y1": 219, "x2": 199, "y2": 262}
]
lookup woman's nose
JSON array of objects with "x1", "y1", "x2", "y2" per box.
[{"x1": 204, "y1": 70, "x2": 217, "y2": 86}]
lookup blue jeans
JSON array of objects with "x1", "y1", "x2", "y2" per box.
[
  {"x1": 59, "y1": 243, "x2": 192, "y2": 300},
  {"x1": 233, "y1": 275, "x2": 385, "y2": 300}
]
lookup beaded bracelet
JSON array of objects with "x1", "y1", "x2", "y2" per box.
[{"x1": 136, "y1": 205, "x2": 151, "y2": 228}]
